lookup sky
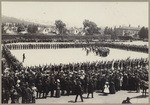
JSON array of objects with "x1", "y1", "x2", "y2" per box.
[{"x1": 2, "y1": 2, "x2": 149, "y2": 28}]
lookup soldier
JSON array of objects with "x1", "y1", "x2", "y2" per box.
[
  {"x1": 23, "y1": 53, "x2": 25, "y2": 62},
  {"x1": 31, "y1": 84, "x2": 37, "y2": 103},
  {"x1": 50, "y1": 77, "x2": 56, "y2": 97},
  {"x1": 2, "y1": 89, "x2": 10, "y2": 104},
  {"x1": 42, "y1": 75, "x2": 49, "y2": 98},
  {"x1": 60, "y1": 77, "x2": 66, "y2": 95},
  {"x1": 135, "y1": 75, "x2": 140, "y2": 93},
  {"x1": 10, "y1": 86, "x2": 19, "y2": 104},
  {"x1": 122, "y1": 74, "x2": 128, "y2": 90},
  {"x1": 114, "y1": 75, "x2": 120, "y2": 91},
  {"x1": 36, "y1": 79, "x2": 43, "y2": 98},
  {"x1": 75, "y1": 79, "x2": 83, "y2": 102},
  {"x1": 66, "y1": 78, "x2": 71, "y2": 96},
  {"x1": 87, "y1": 79, "x2": 94, "y2": 98},
  {"x1": 86, "y1": 49, "x2": 89, "y2": 56},
  {"x1": 25, "y1": 85, "x2": 33, "y2": 103}
]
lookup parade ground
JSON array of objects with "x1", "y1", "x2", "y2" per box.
[
  {"x1": 8, "y1": 41, "x2": 149, "y2": 104},
  {"x1": 3, "y1": 42, "x2": 149, "y2": 104},
  {"x1": 10, "y1": 47, "x2": 148, "y2": 67},
  {"x1": 35, "y1": 90, "x2": 149, "y2": 104}
]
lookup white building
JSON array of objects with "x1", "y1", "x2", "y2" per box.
[
  {"x1": 38, "y1": 26, "x2": 58, "y2": 35},
  {"x1": 116, "y1": 25, "x2": 141, "y2": 39},
  {"x1": 5, "y1": 27, "x2": 17, "y2": 35},
  {"x1": 68, "y1": 27, "x2": 85, "y2": 35}
]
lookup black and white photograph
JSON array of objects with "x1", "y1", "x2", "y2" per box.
[{"x1": 1, "y1": 1, "x2": 149, "y2": 104}]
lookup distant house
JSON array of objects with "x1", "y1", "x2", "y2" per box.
[
  {"x1": 3, "y1": 23, "x2": 18, "y2": 35},
  {"x1": 39, "y1": 28, "x2": 50, "y2": 34},
  {"x1": 5, "y1": 27, "x2": 18, "y2": 35},
  {"x1": 50, "y1": 26, "x2": 59, "y2": 34},
  {"x1": 19, "y1": 28, "x2": 28, "y2": 34},
  {"x1": 73, "y1": 27, "x2": 80, "y2": 34},
  {"x1": 116, "y1": 25, "x2": 141, "y2": 39},
  {"x1": 38, "y1": 26, "x2": 58, "y2": 35},
  {"x1": 68, "y1": 27, "x2": 85, "y2": 35}
]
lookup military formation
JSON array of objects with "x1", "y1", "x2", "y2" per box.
[
  {"x1": 83, "y1": 46, "x2": 110, "y2": 57},
  {"x1": 5, "y1": 41, "x2": 148, "y2": 53},
  {"x1": 2, "y1": 45, "x2": 149, "y2": 104}
]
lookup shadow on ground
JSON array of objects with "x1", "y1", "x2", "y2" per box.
[
  {"x1": 98, "y1": 93, "x2": 109, "y2": 96},
  {"x1": 68, "y1": 100, "x2": 75, "y2": 103},
  {"x1": 131, "y1": 95, "x2": 149, "y2": 99}
]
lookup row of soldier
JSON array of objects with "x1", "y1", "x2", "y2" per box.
[
  {"x1": 2, "y1": 39, "x2": 75, "y2": 44},
  {"x1": 98, "y1": 42, "x2": 148, "y2": 53},
  {"x1": 2, "y1": 46, "x2": 149, "y2": 103},
  {"x1": 2, "y1": 46, "x2": 148, "y2": 72},
  {"x1": 4, "y1": 42, "x2": 148, "y2": 53}
]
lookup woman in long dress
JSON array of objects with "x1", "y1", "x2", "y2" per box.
[
  {"x1": 109, "y1": 81, "x2": 116, "y2": 94},
  {"x1": 103, "y1": 82, "x2": 109, "y2": 94}
]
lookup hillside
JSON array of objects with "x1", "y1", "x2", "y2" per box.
[{"x1": 2, "y1": 15, "x2": 46, "y2": 26}]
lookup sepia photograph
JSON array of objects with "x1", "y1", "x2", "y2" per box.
[{"x1": 1, "y1": 1, "x2": 149, "y2": 104}]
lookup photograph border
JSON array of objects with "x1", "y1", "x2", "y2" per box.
[{"x1": 0, "y1": 0, "x2": 149, "y2": 105}]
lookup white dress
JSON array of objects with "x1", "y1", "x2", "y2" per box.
[{"x1": 104, "y1": 83, "x2": 109, "y2": 93}]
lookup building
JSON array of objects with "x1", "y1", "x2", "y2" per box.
[
  {"x1": 5, "y1": 27, "x2": 18, "y2": 35},
  {"x1": 68, "y1": 27, "x2": 79, "y2": 35},
  {"x1": 39, "y1": 28, "x2": 51, "y2": 34},
  {"x1": 68, "y1": 27, "x2": 85, "y2": 36},
  {"x1": 19, "y1": 28, "x2": 28, "y2": 34},
  {"x1": 3, "y1": 23, "x2": 18, "y2": 35},
  {"x1": 38, "y1": 26, "x2": 58, "y2": 35},
  {"x1": 116, "y1": 25, "x2": 141, "y2": 39}
]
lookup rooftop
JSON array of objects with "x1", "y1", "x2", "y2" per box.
[{"x1": 118, "y1": 26, "x2": 141, "y2": 31}]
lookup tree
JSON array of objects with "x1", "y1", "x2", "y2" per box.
[
  {"x1": 111, "y1": 27, "x2": 117, "y2": 40},
  {"x1": 104, "y1": 26, "x2": 108, "y2": 35},
  {"x1": 104, "y1": 27, "x2": 114, "y2": 35},
  {"x1": 138, "y1": 27, "x2": 148, "y2": 39},
  {"x1": 27, "y1": 24, "x2": 38, "y2": 33},
  {"x1": 2, "y1": 23, "x2": 5, "y2": 34},
  {"x1": 83, "y1": 20, "x2": 100, "y2": 35},
  {"x1": 17, "y1": 24, "x2": 25, "y2": 33},
  {"x1": 55, "y1": 20, "x2": 66, "y2": 35},
  {"x1": 104, "y1": 26, "x2": 118, "y2": 40}
]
